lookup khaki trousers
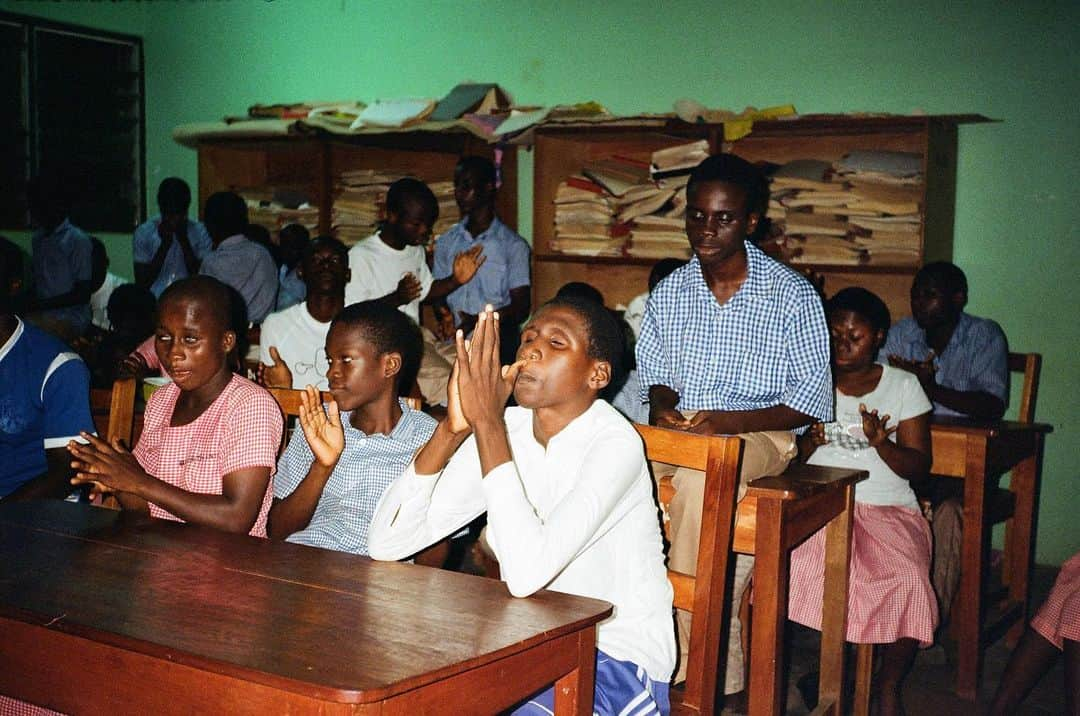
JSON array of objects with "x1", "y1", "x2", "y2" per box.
[
  {"x1": 656, "y1": 428, "x2": 796, "y2": 694},
  {"x1": 416, "y1": 327, "x2": 457, "y2": 407}
]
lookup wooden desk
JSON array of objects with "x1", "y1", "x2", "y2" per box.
[
  {"x1": 929, "y1": 417, "x2": 1053, "y2": 701},
  {"x1": 0, "y1": 501, "x2": 611, "y2": 715},
  {"x1": 732, "y1": 465, "x2": 867, "y2": 716}
]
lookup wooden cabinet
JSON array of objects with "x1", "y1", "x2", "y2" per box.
[
  {"x1": 530, "y1": 115, "x2": 987, "y2": 319},
  {"x1": 195, "y1": 131, "x2": 517, "y2": 237}
]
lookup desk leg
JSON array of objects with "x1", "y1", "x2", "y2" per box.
[
  {"x1": 1005, "y1": 435, "x2": 1043, "y2": 644},
  {"x1": 956, "y1": 435, "x2": 990, "y2": 701},
  {"x1": 554, "y1": 628, "x2": 596, "y2": 716},
  {"x1": 819, "y1": 484, "x2": 855, "y2": 716},
  {"x1": 748, "y1": 497, "x2": 787, "y2": 716}
]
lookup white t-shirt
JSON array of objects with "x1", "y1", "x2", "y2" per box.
[
  {"x1": 808, "y1": 365, "x2": 932, "y2": 510},
  {"x1": 344, "y1": 232, "x2": 432, "y2": 324},
  {"x1": 368, "y1": 400, "x2": 676, "y2": 682},
  {"x1": 89, "y1": 271, "x2": 127, "y2": 330},
  {"x1": 259, "y1": 302, "x2": 332, "y2": 390},
  {"x1": 623, "y1": 291, "x2": 649, "y2": 341}
]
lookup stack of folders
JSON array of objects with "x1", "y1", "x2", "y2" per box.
[
  {"x1": 332, "y1": 169, "x2": 405, "y2": 246},
  {"x1": 550, "y1": 140, "x2": 707, "y2": 259},
  {"x1": 429, "y1": 181, "x2": 459, "y2": 238},
  {"x1": 769, "y1": 152, "x2": 923, "y2": 266},
  {"x1": 240, "y1": 188, "x2": 319, "y2": 236}
]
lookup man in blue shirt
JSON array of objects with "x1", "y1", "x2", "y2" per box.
[
  {"x1": 25, "y1": 175, "x2": 94, "y2": 342},
  {"x1": 881, "y1": 262, "x2": 1009, "y2": 629},
  {"x1": 432, "y1": 156, "x2": 530, "y2": 363},
  {"x1": 635, "y1": 153, "x2": 832, "y2": 695},
  {"x1": 133, "y1": 177, "x2": 213, "y2": 298},
  {"x1": 0, "y1": 237, "x2": 95, "y2": 500},
  {"x1": 199, "y1": 191, "x2": 279, "y2": 325}
]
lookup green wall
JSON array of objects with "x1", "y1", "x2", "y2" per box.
[{"x1": 4, "y1": 0, "x2": 1077, "y2": 564}]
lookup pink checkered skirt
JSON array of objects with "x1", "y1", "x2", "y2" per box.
[
  {"x1": 0, "y1": 697, "x2": 63, "y2": 715},
  {"x1": 787, "y1": 502, "x2": 938, "y2": 645},
  {"x1": 1030, "y1": 550, "x2": 1080, "y2": 649}
]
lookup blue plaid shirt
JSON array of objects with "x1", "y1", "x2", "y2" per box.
[
  {"x1": 880, "y1": 312, "x2": 1008, "y2": 417},
  {"x1": 274, "y1": 400, "x2": 437, "y2": 555},
  {"x1": 635, "y1": 241, "x2": 832, "y2": 426}
]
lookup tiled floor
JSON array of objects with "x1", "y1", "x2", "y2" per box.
[{"x1": 725, "y1": 564, "x2": 1069, "y2": 714}]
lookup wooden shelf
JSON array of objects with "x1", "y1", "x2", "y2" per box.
[{"x1": 530, "y1": 115, "x2": 980, "y2": 319}]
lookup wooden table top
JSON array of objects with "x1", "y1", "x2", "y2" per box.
[
  {"x1": 0, "y1": 501, "x2": 612, "y2": 705},
  {"x1": 930, "y1": 416, "x2": 1054, "y2": 437}
]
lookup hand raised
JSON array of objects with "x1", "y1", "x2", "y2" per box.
[
  {"x1": 452, "y1": 244, "x2": 486, "y2": 285},
  {"x1": 258, "y1": 346, "x2": 293, "y2": 388},
  {"x1": 454, "y1": 306, "x2": 523, "y2": 430},
  {"x1": 859, "y1": 402, "x2": 897, "y2": 447},
  {"x1": 298, "y1": 385, "x2": 345, "y2": 468}
]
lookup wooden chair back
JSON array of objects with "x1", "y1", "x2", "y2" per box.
[
  {"x1": 266, "y1": 387, "x2": 421, "y2": 417},
  {"x1": 633, "y1": 424, "x2": 743, "y2": 715},
  {"x1": 89, "y1": 378, "x2": 137, "y2": 446},
  {"x1": 1008, "y1": 352, "x2": 1041, "y2": 424}
]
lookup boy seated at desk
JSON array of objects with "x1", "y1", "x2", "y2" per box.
[
  {"x1": 258, "y1": 236, "x2": 350, "y2": 391},
  {"x1": 267, "y1": 301, "x2": 437, "y2": 555},
  {"x1": 0, "y1": 236, "x2": 95, "y2": 502},
  {"x1": 343, "y1": 177, "x2": 484, "y2": 406},
  {"x1": 881, "y1": 261, "x2": 1009, "y2": 628},
  {"x1": 634, "y1": 153, "x2": 832, "y2": 696},
  {"x1": 368, "y1": 299, "x2": 675, "y2": 715}
]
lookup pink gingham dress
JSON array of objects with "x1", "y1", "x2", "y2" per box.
[
  {"x1": 132, "y1": 374, "x2": 282, "y2": 537},
  {"x1": 1031, "y1": 550, "x2": 1080, "y2": 649}
]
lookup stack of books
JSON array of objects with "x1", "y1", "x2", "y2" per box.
[
  {"x1": 332, "y1": 169, "x2": 405, "y2": 246},
  {"x1": 768, "y1": 152, "x2": 923, "y2": 266},
  {"x1": 240, "y1": 188, "x2": 319, "y2": 236},
  {"x1": 552, "y1": 176, "x2": 622, "y2": 256},
  {"x1": 429, "y1": 180, "x2": 458, "y2": 238}
]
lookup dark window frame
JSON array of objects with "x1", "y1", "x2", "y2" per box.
[{"x1": 1, "y1": 11, "x2": 145, "y2": 232}]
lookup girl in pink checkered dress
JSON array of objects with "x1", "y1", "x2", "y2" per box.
[
  {"x1": 69, "y1": 276, "x2": 282, "y2": 537},
  {"x1": 787, "y1": 288, "x2": 937, "y2": 716},
  {"x1": 990, "y1": 550, "x2": 1080, "y2": 715}
]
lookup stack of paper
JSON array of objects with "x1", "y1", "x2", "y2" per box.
[
  {"x1": 332, "y1": 170, "x2": 406, "y2": 246},
  {"x1": 650, "y1": 140, "x2": 709, "y2": 180},
  {"x1": 767, "y1": 154, "x2": 923, "y2": 267},
  {"x1": 240, "y1": 188, "x2": 319, "y2": 236},
  {"x1": 552, "y1": 176, "x2": 622, "y2": 256},
  {"x1": 628, "y1": 214, "x2": 692, "y2": 259},
  {"x1": 430, "y1": 180, "x2": 458, "y2": 238}
]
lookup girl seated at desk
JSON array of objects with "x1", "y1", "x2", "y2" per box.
[
  {"x1": 69, "y1": 276, "x2": 282, "y2": 536},
  {"x1": 788, "y1": 287, "x2": 937, "y2": 716}
]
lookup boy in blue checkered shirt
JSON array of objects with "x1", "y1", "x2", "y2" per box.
[
  {"x1": 634, "y1": 153, "x2": 832, "y2": 696},
  {"x1": 267, "y1": 301, "x2": 437, "y2": 556}
]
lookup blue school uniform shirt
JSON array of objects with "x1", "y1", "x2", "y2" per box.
[
  {"x1": 199, "y1": 234, "x2": 279, "y2": 324},
  {"x1": 433, "y1": 217, "x2": 530, "y2": 326},
  {"x1": 880, "y1": 312, "x2": 1009, "y2": 417},
  {"x1": 273, "y1": 400, "x2": 436, "y2": 555},
  {"x1": 276, "y1": 265, "x2": 306, "y2": 311},
  {"x1": 0, "y1": 318, "x2": 95, "y2": 497},
  {"x1": 635, "y1": 241, "x2": 833, "y2": 426},
  {"x1": 132, "y1": 215, "x2": 213, "y2": 297},
  {"x1": 31, "y1": 218, "x2": 93, "y2": 334}
]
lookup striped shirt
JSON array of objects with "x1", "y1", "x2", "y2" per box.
[
  {"x1": 880, "y1": 313, "x2": 1008, "y2": 418},
  {"x1": 274, "y1": 400, "x2": 436, "y2": 555},
  {"x1": 635, "y1": 241, "x2": 833, "y2": 425}
]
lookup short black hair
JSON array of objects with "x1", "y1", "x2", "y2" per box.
[
  {"x1": 555, "y1": 281, "x2": 605, "y2": 307},
  {"x1": 455, "y1": 155, "x2": 497, "y2": 188},
  {"x1": 107, "y1": 283, "x2": 156, "y2": 335},
  {"x1": 303, "y1": 235, "x2": 349, "y2": 263},
  {"x1": 158, "y1": 275, "x2": 238, "y2": 336},
  {"x1": 331, "y1": 301, "x2": 422, "y2": 393},
  {"x1": 157, "y1": 177, "x2": 192, "y2": 215},
  {"x1": 914, "y1": 261, "x2": 967, "y2": 296},
  {"x1": 648, "y1": 257, "x2": 687, "y2": 292},
  {"x1": 203, "y1": 191, "x2": 249, "y2": 238},
  {"x1": 826, "y1": 287, "x2": 891, "y2": 335},
  {"x1": 279, "y1": 223, "x2": 310, "y2": 246},
  {"x1": 686, "y1": 153, "x2": 769, "y2": 218},
  {"x1": 541, "y1": 294, "x2": 624, "y2": 389},
  {"x1": 385, "y1": 177, "x2": 438, "y2": 220}
]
